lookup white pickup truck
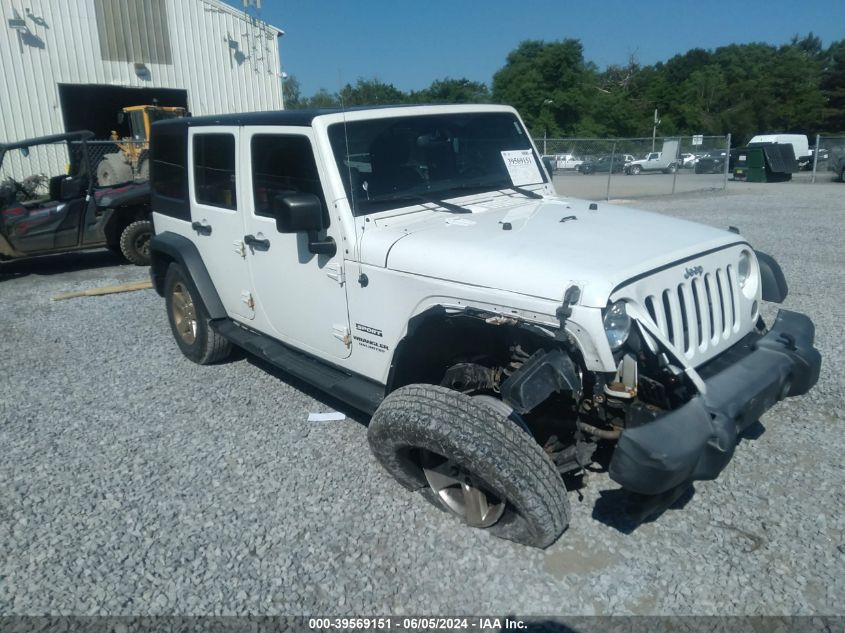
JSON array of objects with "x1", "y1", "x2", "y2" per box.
[
  {"x1": 149, "y1": 104, "x2": 820, "y2": 548},
  {"x1": 554, "y1": 153, "x2": 584, "y2": 170}
]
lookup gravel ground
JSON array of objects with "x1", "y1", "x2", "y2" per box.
[{"x1": 0, "y1": 181, "x2": 843, "y2": 617}]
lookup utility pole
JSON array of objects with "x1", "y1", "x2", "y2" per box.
[
  {"x1": 542, "y1": 98, "x2": 554, "y2": 155},
  {"x1": 651, "y1": 108, "x2": 660, "y2": 153}
]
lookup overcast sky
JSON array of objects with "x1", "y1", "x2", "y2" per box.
[{"x1": 225, "y1": 0, "x2": 845, "y2": 96}]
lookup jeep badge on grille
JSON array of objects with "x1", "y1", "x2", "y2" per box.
[{"x1": 684, "y1": 265, "x2": 704, "y2": 279}]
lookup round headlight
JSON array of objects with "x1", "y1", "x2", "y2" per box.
[
  {"x1": 737, "y1": 250, "x2": 752, "y2": 288},
  {"x1": 603, "y1": 301, "x2": 631, "y2": 351}
]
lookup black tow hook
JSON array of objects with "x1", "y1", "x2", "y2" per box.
[{"x1": 776, "y1": 332, "x2": 797, "y2": 351}]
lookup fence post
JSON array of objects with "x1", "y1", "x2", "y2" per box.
[
  {"x1": 811, "y1": 134, "x2": 820, "y2": 183},
  {"x1": 606, "y1": 141, "x2": 617, "y2": 201},
  {"x1": 723, "y1": 133, "x2": 731, "y2": 189},
  {"x1": 671, "y1": 137, "x2": 681, "y2": 194},
  {"x1": 543, "y1": 132, "x2": 547, "y2": 157}
]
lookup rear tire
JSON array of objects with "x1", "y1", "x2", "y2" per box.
[
  {"x1": 368, "y1": 384, "x2": 570, "y2": 548},
  {"x1": 164, "y1": 263, "x2": 231, "y2": 365},
  {"x1": 119, "y1": 220, "x2": 153, "y2": 266}
]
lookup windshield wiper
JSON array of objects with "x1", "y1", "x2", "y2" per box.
[
  {"x1": 372, "y1": 192, "x2": 471, "y2": 214},
  {"x1": 450, "y1": 178, "x2": 543, "y2": 200},
  {"x1": 506, "y1": 185, "x2": 543, "y2": 199}
]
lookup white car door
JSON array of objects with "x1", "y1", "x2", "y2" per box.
[
  {"x1": 240, "y1": 127, "x2": 351, "y2": 360},
  {"x1": 187, "y1": 127, "x2": 254, "y2": 320}
]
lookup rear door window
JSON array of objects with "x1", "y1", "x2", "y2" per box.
[{"x1": 193, "y1": 133, "x2": 237, "y2": 210}]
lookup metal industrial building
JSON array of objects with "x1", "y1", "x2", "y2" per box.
[{"x1": 0, "y1": 0, "x2": 284, "y2": 144}]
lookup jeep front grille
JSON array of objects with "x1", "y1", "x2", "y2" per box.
[
  {"x1": 610, "y1": 246, "x2": 758, "y2": 368},
  {"x1": 642, "y1": 267, "x2": 740, "y2": 360}
]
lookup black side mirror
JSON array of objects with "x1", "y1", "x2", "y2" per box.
[
  {"x1": 117, "y1": 112, "x2": 125, "y2": 125},
  {"x1": 272, "y1": 192, "x2": 323, "y2": 232},
  {"x1": 272, "y1": 193, "x2": 336, "y2": 256}
]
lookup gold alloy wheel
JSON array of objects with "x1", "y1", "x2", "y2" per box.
[
  {"x1": 421, "y1": 451, "x2": 506, "y2": 528},
  {"x1": 170, "y1": 282, "x2": 198, "y2": 344}
]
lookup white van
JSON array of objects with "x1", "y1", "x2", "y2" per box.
[{"x1": 748, "y1": 134, "x2": 811, "y2": 163}]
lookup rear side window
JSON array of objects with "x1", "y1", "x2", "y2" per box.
[
  {"x1": 151, "y1": 124, "x2": 188, "y2": 220},
  {"x1": 193, "y1": 134, "x2": 236, "y2": 210},
  {"x1": 151, "y1": 130, "x2": 186, "y2": 200},
  {"x1": 251, "y1": 134, "x2": 327, "y2": 223}
]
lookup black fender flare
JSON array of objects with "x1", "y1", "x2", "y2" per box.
[
  {"x1": 149, "y1": 231, "x2": 226, "y2": 319},
  {"x1": 755, "y1": 250, "x2": 788, "y2": 303}
]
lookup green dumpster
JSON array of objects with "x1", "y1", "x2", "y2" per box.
[
  {"x1": 734, "y1": 147, "x2": 766, "y2": 181},
  {"x1": 733, "y1": 143, "x2": 797, "y2": 182}
]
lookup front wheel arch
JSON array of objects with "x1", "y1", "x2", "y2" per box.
[{"x1": 150, "y1": 232, "x2": 227, "y2": 319}]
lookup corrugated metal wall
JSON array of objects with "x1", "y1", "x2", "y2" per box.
[{"x1": 0, "y1": 0, "x2": 283, "y2": 144}]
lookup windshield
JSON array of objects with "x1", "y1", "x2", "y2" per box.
[
  {"x1": 327, "y1": 112, "x2": 546, "y2": 215},
  {"x1": 129, "y1": 111, "x2": 147, "y2": 141}
]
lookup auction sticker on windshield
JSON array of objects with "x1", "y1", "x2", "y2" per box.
[{"x1": 501, "y1": 149, "x2": 543, "y2": 186}]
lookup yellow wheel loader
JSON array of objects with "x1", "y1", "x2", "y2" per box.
[{"x1": 96, "y1": 105, "x2": 186, "y2": 186}]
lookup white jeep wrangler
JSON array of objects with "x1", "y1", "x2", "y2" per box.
[{"x1": 149, "y1": 105, "x2": 820, "y2": 548}]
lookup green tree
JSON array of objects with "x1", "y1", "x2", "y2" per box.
[
  {"x1": 492, "y1": 39, "x2": 595, "y2": 136},
  {"x1": 410, "y1": 78, "x2": 490, "y2": 103},
  {"x1": 339, "y1": 78, "x2": 406, "y2": 106},
  {"x1": 792, "y1": 32, "x2": 824, "y2": 59},
  {"x1": 282, "y1": 74, "x2": 302, "y2": 109},
  {"x1": 304, "y1": 89, "x2": 340, "y2": 109},
  {"x1": 821, "y1": 39, "x2": 845, "y2": 131}
]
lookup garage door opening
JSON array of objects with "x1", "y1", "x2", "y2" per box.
[{"x1": 58, "y1": 84, "x2": 188, "y2": 140}]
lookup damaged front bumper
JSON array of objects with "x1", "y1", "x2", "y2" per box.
[{"x1": 608, "y1": 309, "x2": 821, "y2": 495}]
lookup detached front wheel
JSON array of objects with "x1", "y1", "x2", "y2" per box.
[{"x1": 368, "y1": 384, "x2": 570, "y2": 548}]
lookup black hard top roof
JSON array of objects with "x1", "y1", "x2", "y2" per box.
[
  {"x1": 154, "y1": 109, "x2": 331, "y2": 129},
  {"x1": 0, "y1": 129, "x2": 94, "y2": 150},
  {"x1": 152, "y1": 104, "x2": 494, "y2": 131}
]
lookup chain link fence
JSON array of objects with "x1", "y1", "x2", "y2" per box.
[
  {"x1": 537, "y1": 135, "x2": 732, "y2": 200},
  {"x1": 75, "y1": 140, "x2": 148, "y2": 187},
  {"x1": 807, "y1": 135, "x2": 845, "y2": 183}
]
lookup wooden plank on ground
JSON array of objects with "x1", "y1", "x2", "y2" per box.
[{"x1": 52, "y1": 280, "x2": 153, "y2": 301}]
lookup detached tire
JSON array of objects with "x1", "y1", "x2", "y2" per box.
[
  {"x1": 368, "y1": 384, "x2": 570, "y2": 548},
  {"x1": 119, "y1": 220, "x2": 153, "y2": 266},
  {"x1": 164, "y1": 263, "x2": 231, "y2": 365},
  {"x1": 96, "y1": 153, "x2": 132, "y2": 187}
]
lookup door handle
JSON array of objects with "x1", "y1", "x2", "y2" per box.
[
  {"x1": 244, "y1": 234, "x2": 270, "y2": 249},
  {"x1": 191, "y1": 221, "x2": 212, "y2": 235}
]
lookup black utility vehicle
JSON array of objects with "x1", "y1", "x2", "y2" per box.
[
  {"x1": 694, "y1": 151, "x2": 729, "y2": 174},
  {"x1": 579, "y1": 155, "x2": 625, "y2": 175},
  {"x1": 0, "y1": 131, "x2": 152, "y2": 265}
]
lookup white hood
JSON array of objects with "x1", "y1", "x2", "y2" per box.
[{"x1": 359, "y1": 196, "x2": 744, "y2": 308}]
